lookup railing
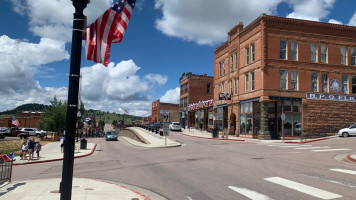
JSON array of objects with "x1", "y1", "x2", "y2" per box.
[{"x1": 0, "y1": 155, "x2": 13, "y2": 187}]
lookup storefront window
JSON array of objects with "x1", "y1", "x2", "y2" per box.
[
  {"x1": 284, "y1": 113, "x2": 292, "y2": 136},
  {"x1": 293, "y1": 101, "x2": 300, "y2": 112},
  {"x1": 208, "y1": 112, "x2": 213, "y2": 126},
  {"x1": 240, "y1": 114, "x2": 246, "y2": 134},
  {"x1": 246, "y1": 114, "x2": 253, "y2": 134},
  {"x1": 293, "y1": 114, "x2": 301, "y2": 136},
  {"x1": 284, "y1": 101, "x2": 291, "y2": 112}
]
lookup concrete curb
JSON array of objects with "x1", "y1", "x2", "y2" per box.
[
  {"x1": 284, "y1": 137, "x2": 330, "y2": 144},
  {"x1": 181, "y1": 133, "x2": 245, "y2": 142},
  {"x1": 12, "y1": 144, "x2": 97, "y2": 166},
  {"x1": 347, "y1": 155, "x2": 356, "y2": 163}
]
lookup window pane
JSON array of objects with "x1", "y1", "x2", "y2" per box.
[
  {"x1": 246, "y1": 114, "x2": 253, "y2": 134},
  {"x1": 311, "y1": 72, "x2": 318, "y2": 92},
  {"x1": 291, "y1": 41, "x2": 297, "y2": 61},
  {"x1": 251, "y1": 71, "x2": 255, "y2": 91},
  {"x1": 321, "y1": 44, "x2": 327, "y2": 63},
  {"x1": 352, "y1": 76, "x2": 356, "y2": 94},
  {"x1": 244, "y1": 103, "x2": 249, "y2": 113},
  {"x1": 322, "y1": 73, "x2": 328, "y2": 92},
  {"x1": 341, "y1": 47, "x2": 347, "y2": 65},
  {"x1": 284, "y1": 101, "x2": 292, "y2": 112},
  {"x1": 291, "y1": 71, "x2": 298, "y2": 90},
  {"x1": 342, "y1": 75, "x2": 348, "y2": 94},
  {"x1": 280, "y1": 40, "x2": 287, "y2": 59},
  {"x1": 351, "y1": 48, "x2": 356, "y2": 66},
  {"x1": 251, "y1": 43, "x2": 255, "y2": 62},
  {"x1": 311, "y1": 43, "x2": 317, "y2": 62},
  {"x1": 249, "y1": 102, "x2": 253, "y2": 113},
  {"x1": 240, "y1": 114, "x2": 246, "y2": 134},
  {"x1": 280, "y1": 70, "x2": 287, "y2": 89},
  {"x1": 293, "y1": 101, "x2": 300, "y2": 112},
  {"x1": 246, "y1": 47, "x2": 250, "y2": 64},
  {"x1": 293, "y1": 114, "x2": 301, "y2": 136}
]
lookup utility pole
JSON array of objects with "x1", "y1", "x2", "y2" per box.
[{"x1": 60, "y1": 1, "x2": 89, "y2": 200}]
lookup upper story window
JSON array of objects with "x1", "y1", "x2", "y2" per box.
[
  {"x1": 229, "y1": 79, "x2": 233, "y2": 94},
  {"x1": 351, "y1": 47, "x2": 355, "y2": 66},
  {"x1": 341, "y1": 46, "x2": 347, "y2": 65},
  {"x1": 180, "y1": 85, "x2": 184, "y2": 95},
  {"x1": 251, "y1": 43, "x2": 255, "y2": 62},
  {"x1": 230, "y1": 54, "x2": 233, "y2": 71},
  {"x1": 207, "y1": 83, "x2": 211, "y2": 93},
  {"x1": 321, "y1": 44, "x2": 328, "y2": 63},
  {"x1": 222, "y1": 59, "x2": 226, "y2": 76},
  {"x1": 321, "y1": 73, "x2": 328, "y2": 93},
  {"x1": 311, "y1": 72, "x2": 318, "y2": 92},
  {"x1": 291, "y1": 41, "x2": 298, "y2": 61},
  {"x1": 234, "y1": 78, "x2": 238, "y2": 95},
  {"x1": 352, "y1": 76, "x2": 356, "y2": 94},
  {"x1": 251, "y1": 71, "x2": 255, "y2": 91},
  {"x1": 311, "y1": 43, "x2": 318, "y2": 63},
  {"x1": 280, "y1": 40, "x2": 287, "y2": 60},
  {"x1": 245, "y1": 46, "x2": 250, "y2": 65},
  {"x1": 233, "y1": 52, "x2": 237, "y2": 70},
  {"x1": 291, "y1": 70, "x2": 298, "y2": 90},
  {"x1": 222, "y1": 81, "x2": 225, "y2": 93},
  {"x1": 342, "y1": 75, "x2": 348, "y2": 94},
  {"x1": 219, "y1": 62, "x2": 222, "y2": 77},
  {"x1": 280, "y1": 69, "x2": 287, "y2": 89},
  {"x1": 245, "y1": 73, "x2": 249, "y2": 92}
]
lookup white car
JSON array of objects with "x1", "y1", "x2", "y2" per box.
[
  {"x1": 169, "y1": 122, "x2": 182, "y2": 131},
  {"x1": 19, "y1": 128, "x2": 46, "y2": 138},
  {"x1": 338, "y1": 123, "x2": 356, "y2": 137}
]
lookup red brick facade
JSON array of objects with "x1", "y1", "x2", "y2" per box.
[
  {"x1": 179, "y1": 73, "x2": 214, "y2": 130},
  {"x1": 214, "y1": 14, "x2": 356, "y2": 139},
  {"x1": 151, "y1": 99, "x2": 179, "y2": 123}
]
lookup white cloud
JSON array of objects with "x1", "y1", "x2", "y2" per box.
[
  {"x1": 9, "y1": 0, "x2": 112, "y2": 42},
  {"x1": 154, "y1": 0, "x2": 341, "y2": 45},
  {"x1": 144, "y1": 73, "x2": 168, "y2": 86},
  {"x1": 159, "y1": 87, "x2": 180, "y2": 104},
  {"x1": 348, "y1": 11, "x2": 356, "y2": 26},
  {"x1": 286, "y1": 0, "x2": 337, "y2": 21},
  {"x1": 328, "y1": 19, "x2": 343, "y2": 24}
]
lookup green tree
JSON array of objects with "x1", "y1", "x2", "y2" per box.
[
  {"x1": 112, "y1": 119, "x2": 117, "y2": 128},
  {"x1": 39, "y1": 96, "x2": 67, "y2": 136},
  {"x1": 98, "y1": 119, "x2": 105, "y2": 134}
]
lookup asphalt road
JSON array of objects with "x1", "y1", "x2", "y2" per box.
[{"x1": 11, "y1": 134, "x2": 356, "y2": 200}]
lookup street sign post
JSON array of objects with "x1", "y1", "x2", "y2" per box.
[{"x1": 161, "y1": 111, "x2": 170, "y2": 145}]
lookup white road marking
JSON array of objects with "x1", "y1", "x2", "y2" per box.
[
  {"x1": 264, "y1": 177, "x2": 342, "y2": 199},
  {"x1": 295, "y1": 146, "x2": 329, "y2": 150},
  {"x1": 312, "y1": 149, "x2": 351, "y2": 152},
  {"x1": 186, "y1": 196, "x2": 193, "y2": 200},
  {"x1": 228, "y1": 186, "x2": 274, "y2": 200},
  {"x1": 330, "y1": 169, "x2": 356, "y2": 175},
  {"x1": 279, "y1": 145, "x2": 313, "y2": 148}
]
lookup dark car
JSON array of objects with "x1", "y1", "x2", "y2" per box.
[
  {"x1": 0, "y1": 127, "x2": 29, "y2": 139},
  {"x1": 105, "y1": 131, "x2": 118, "y2": 141}
]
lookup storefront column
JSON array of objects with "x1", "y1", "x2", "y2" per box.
[{"x1": 258, "y1": 101, "x2": 271, "y2": 140}]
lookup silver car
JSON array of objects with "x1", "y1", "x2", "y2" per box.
[
  {"x1": 338, "y1": 123, "x2": 356, "y2": 137},
  {"x1": 169, "y1": 122, "x2": 182, "y2": 131},
  {"x1": 105, "y1": 131, "x2": 118, "y2": 141}
]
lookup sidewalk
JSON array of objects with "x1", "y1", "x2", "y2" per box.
[
  {"x1": 0, "y1": 178, "x2": 151, "y2": 200},
  {"x1": 13, "y1": 141, "x2": 96, "y2": 165},
  {"x1": 121, "y1": 127, "x2": 181, "y2": 148}
]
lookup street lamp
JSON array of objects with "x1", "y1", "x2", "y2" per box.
[
  {"x1": 60, "y1": 1, "x2": 90, "y2": 200},
  {"x1": 76, "y1": 111, "x2": 81, "y2": 142}
]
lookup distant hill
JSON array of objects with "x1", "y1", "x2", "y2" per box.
[
  {"x1": 0, "y1": 103, "x2": 50, "y2": 117},
  {"x1": 0, "y1": 104, "x2": 143, "y2": 124}
]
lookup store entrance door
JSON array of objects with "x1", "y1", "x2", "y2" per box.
[{"x1": 268, "y1": 119, "x2": 277, "y2": 139}]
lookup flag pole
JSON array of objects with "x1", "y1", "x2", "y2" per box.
[{"x1": 60, "y1": 1, "x2": 89, "y2": 200}]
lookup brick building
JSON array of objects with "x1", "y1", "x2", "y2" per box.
[
  {"x1": 151, "y1": 99, "x2": 179, "y2": 123},
  {"x1": 0, "y1": 112, "x2": 43, "y2": 128},
  {"x1": 214, "y1": 14, "x2": 356, "y2": 139},
  {"x1": 179, "y1": 72, "x2": 214, "y2": 130}
]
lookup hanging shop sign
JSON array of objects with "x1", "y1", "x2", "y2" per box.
[
  {"x1": 218, "y1": 92, "x2": 231, "y2": 100},
  {"x1": 306, "y1": 92, "x2": 356, "y2": 102},
  {"x1": 188, "y1": 99, "x2": 213, "y2": 111}
]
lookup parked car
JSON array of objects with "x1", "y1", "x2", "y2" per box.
[
  {"x1": 338, "y1": 123, "x2": 356, "y2": 137},
  {"x1": 1, "y1": 127, "x2": 29, "y2": 139},
  {"x1": 169, "y1": 122, "x2": 182, "y2": 131},
  {"x1": 105, "y1": 130, "x2": 118, "y2": 141},
  {"x1": 18, "y1": 128, "x2": 45, "y2": 138},
  {"x1": 34, "y1": 128, "x2": 47, "y2": 137}
]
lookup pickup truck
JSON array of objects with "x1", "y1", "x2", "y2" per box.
[{"x1": 0, "y1": 127, "x2": 29, "y2": 139}]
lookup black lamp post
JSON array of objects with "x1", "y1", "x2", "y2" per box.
[{"x1": 60, "y1": 1, "x2": 89, "y2": 200}]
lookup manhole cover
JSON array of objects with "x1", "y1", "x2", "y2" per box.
[{"x1": 50, "y1": 190, "x2": 60, "y2": 193}]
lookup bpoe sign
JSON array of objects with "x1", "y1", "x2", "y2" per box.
[{"x1": 306, "y1": 92, "x2": 356, "y2": 102}]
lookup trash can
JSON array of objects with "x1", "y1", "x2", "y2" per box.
[
  {"x1": 80, "y1": 139, "x2": 87, "y2": 149},
  {"x1": 212, "y1": 129, "x2": 218, "y2": 138}
]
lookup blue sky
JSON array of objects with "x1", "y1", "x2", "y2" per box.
[{"x1": 0, "y1": 0, "x2": 355, "y2": 116}]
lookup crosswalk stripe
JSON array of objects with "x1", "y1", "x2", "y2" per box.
[
  {"x1": 312, "y1": 149, "x2": 351, "y2": 152},
  {"x1": 265, "y1": 177, "x2": 342, "y2": 199},
  {"x1": 295, "y1": 146, "x2": 329, "y2": 150},
  {"x1": 228, "y1": 186, "x2": 274, "y2": 200},
  {"x1": 330, "y1": 169, "x2": 356, "y2": 175},
  {"x1": 279, "y1": 145, "x2": 312, "y2": 148}
]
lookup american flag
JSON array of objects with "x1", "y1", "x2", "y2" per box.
[
  {"x1": 85, "y1": 0, "x2": 136, "y2": 66},
  {"x1": 124, "y1": 109, "x2": 129, "y2": 114},
  {"x1": 12, "y1": 116, "x2": 19, "y2": 126}
]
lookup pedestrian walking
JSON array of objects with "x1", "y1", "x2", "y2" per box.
[
  {"x1": 20, "y1": 141, "x2": 28, "y2": 160},
  {"x1": 60, "y1": 136, "x2": 65, "y2": 153},
  {"x1": 35, "y1": 142, "x2": 41, "y2": 159},
  {"x1": 199, "y1": 122, "x2": 203, "y2": 132},
  {"x1": 27, "y1": 139, "x2": 35, "y2": 161}
]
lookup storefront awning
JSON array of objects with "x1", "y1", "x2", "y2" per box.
[{"x1": 240, "y1": 97, "x2": 260, "y2": 104}]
